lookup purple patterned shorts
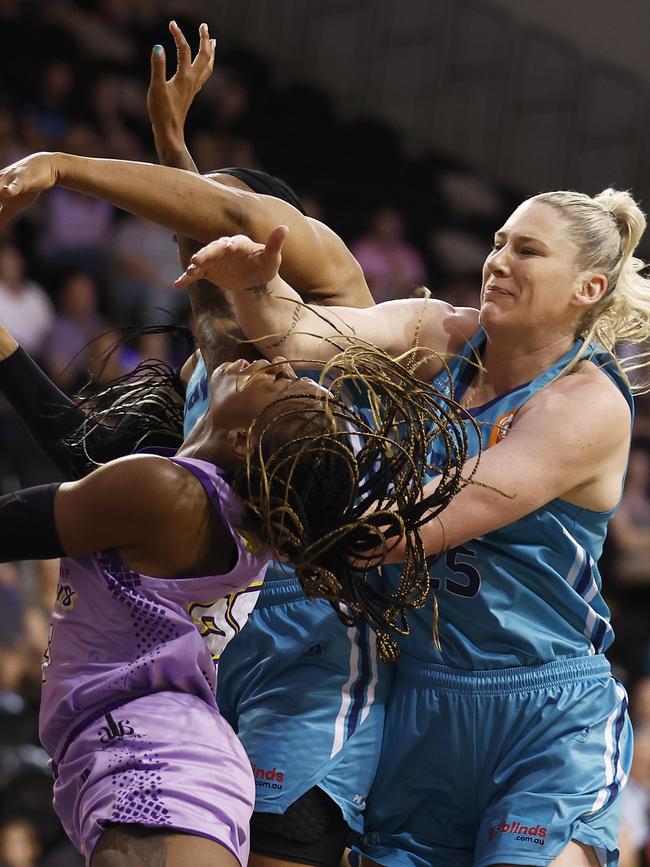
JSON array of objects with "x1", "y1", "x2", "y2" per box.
[{"x1": 53, "y1": 691, "x2": 255, "y2": 865}]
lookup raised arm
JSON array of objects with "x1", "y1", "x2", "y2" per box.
[
  {"x1": 146, "y1": 19, "x2": 245, "y2": 371},
  {"x1": 176, "y1": 229, "x2": 479, "y2": 369},
  {"x1": 147, "y1": 19, "x2": 373, "y2": 307},
  {"x1": 0, "y1": 152, "x2": 266, "y2": 242},
  {"x1": 147, "y1": 21, "x2": 213, "y2": 176},
  {"x1": 0, "y1": 147, "x2": 373, "y2": 307},
  {"x1": 0, "y1": 322, "x2": 183, "y2": 479}
]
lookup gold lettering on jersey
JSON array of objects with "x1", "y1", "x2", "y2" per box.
[{"x1": 235, "y1": 526, "x2": 262, "y2": 555}]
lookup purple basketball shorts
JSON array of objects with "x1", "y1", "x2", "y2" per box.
[{"x1": 52, "y1": 691, "x2": 255, "y2": 865}]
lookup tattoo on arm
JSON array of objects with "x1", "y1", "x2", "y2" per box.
[
  {"x1": 184, "y1": 275, "x2": 245, "y2": 373},
  {"x1": 188, "y1": 278, "x2": 233, "y2": 319},
  {"x1": 269, "y1": 303, "x2": 303, "y2": 348},
  {"x1": 193, "y1": 295, "x2": 245, "y2": 373}
]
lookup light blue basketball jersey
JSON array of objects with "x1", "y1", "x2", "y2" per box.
[
  {"x1": 184, "y1": 354, "x2": 211, "y2": 439},
  {"x1": 387, "y1": 329, "x2": 634, "y2": 670}
]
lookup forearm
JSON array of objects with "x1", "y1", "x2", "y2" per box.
[
  {"x1": 0, "y1": 484, "x2": 65, "y2": 562},
  {"x1": 0, "y1": 344, "x2": 88, "y2": 479},
  {"x1": 191, "y1": 286, "x2": 248, "y2": 374},
  {"x1": 153, "y1": 135, "x2": 200, "y2": 266},
  {"x1": 231, "y1": 277, "x2": 353, "y2": 364},
  {"x1": 0, "y1": 341, "x2": 147, "y2": 479},
  {"x1": 153, "y1": 136, "x2": 198, "y2": 175},
  {"x1": 54, "y1": 153, "x2": 246, "y2": 243}
]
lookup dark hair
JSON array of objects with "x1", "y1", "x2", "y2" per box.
[
  {"x1": 233, "y1": 344, "x2": 474, "y2": 662},
  {"x1": 63, "y1": 325, "x2": 192, "y2": 468},
  {"x1": 206, "y1": 167, "x2": 306, "y2": 214}
]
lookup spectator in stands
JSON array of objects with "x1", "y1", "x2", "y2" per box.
[
  {"x1": 108, "y1": 214, "x2": 183, "y2": 321},
  {"x1": 0, "y1": 243, "x2": 53, "y2": 356},
  {"x1": 37, "y1": 188, "x2": 114, "y2": 285},
  {"x1": 352, "y1": 205, "x2": 427, "y2": 302},
  {"x1": 27, "y1": 61, "x2": 78, "y2": 142},
  {"x1": 43, "y1": 272, "x2": 104, "y2": 392},
  {"x1": 609, "y1": 446, "x2": 650, "y2": 586},
  {"x1": 0, "y1": 816, "x2": 41, "y2": 867}
]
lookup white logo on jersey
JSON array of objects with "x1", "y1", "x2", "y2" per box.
[{"x1": 187, "y1": 581, "x2": 263, "y2": 663}]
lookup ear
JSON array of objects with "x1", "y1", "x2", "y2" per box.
[
  {"x1": 226, "y1": 428, "x2": 249, "y2": 460},
  {"x1": 572, "y1": 273, "x2": 608, "y2": 308}
]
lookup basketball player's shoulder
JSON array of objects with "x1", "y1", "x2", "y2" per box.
[
  {"x1": 429, "y1": 302, "x2": 479, "y2": 353},
  {"x1": 542, "y1": 356, "x2": 628, "y2": 410},
  {"x1": 101, "y1": 455, "x2": 206, "y2": 523},
  {"x1": 519, "y1": 358, "x2": 631, "y2": 444}
]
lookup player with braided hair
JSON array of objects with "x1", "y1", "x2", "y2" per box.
[
  {"x1": 0, "y1": 23, "x2": 383, "y2": 863},
  {"x1": 0, "y1": 22, "x2": 436, "y2": 864},
  {"x1": 0, "y1": 317, "x2": 472, "y2": 867}
]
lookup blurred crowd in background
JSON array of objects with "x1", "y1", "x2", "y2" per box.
[{"x1": 0, "y1": 1, "x2": 649, "y2": 865}]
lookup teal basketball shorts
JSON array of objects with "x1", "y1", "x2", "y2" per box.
[
  {"x1": 217, "y1": 575, "x2": 394, "y2": 832},
  {"x1": 358, "y1": 653, "x2": 631, "y2": 866}
]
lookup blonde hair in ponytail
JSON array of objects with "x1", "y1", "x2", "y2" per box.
[{"x1": 531, "y1": 188, "x2": 650, "y2": 390}]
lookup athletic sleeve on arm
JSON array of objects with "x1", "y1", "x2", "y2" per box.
[
  {"x1": 0, "y1": 347, "x2": 90, "y2": 479},
  {"x1": 0, "y1": 347, "x2": 141, "y2": 480},
  {"x1": 0, "y1": 483, "x2": 65, "y2": 562}
]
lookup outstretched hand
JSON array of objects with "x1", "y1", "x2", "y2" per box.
[
  {"x1": 0, "y1": 152, "x2": 59, "y2": 230},
  {"x1": 147, "y1": 21, "x2": 215, "y2": 146},
  {"x1": 175, "y1": 226, "x2": 290, "y2": 293}
]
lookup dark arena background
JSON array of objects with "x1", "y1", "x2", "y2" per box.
[{"x1": 0, "y1": 1, "x2": 649, "y2": 864}]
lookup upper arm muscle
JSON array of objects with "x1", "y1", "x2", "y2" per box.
[
  {"x1": 54, "y1": 456, "x2": 180, "y2": 556},
  {"x1": 254, "y1": 292, "x2": 478, "y2": 372},
  {"x1": 217, "y1": 187, "x2": 374, "y2": 307},
  {"x1": 422, "y1": 368, "x2": 631, "y2": 553},
  {"x1": 53, "y1": 456, "x2": 237, "y2": 577}
]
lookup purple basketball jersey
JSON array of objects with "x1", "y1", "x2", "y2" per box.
[{"x1": 39, "y1": 456, "x2": 269, "y2": 764}]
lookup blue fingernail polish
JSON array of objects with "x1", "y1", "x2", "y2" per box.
[{"x1": 154, "y1": 44, "x2": 163, "y2": 54}]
